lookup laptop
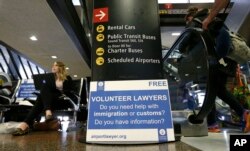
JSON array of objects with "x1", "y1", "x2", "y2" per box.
[{"x1": 32, "y1": 73, "x2": 55, "y2": 91}]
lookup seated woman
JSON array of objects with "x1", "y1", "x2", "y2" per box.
[{"x1": 12, "y1": 61, "x2": 73, "y2": 136}]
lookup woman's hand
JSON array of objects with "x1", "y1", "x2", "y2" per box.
[{"x1": 202, "y1": 17, "x2": 210, "y2": 30}]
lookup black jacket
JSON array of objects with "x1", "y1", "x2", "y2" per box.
[
  {"x1": 62, "y1": 76, "x2": 73, "y2": 93},
  {"x1": 41, "y1": 75, "x2": 74, "y2": 94}
]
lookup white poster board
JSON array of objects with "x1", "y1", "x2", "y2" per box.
[{"x1": 86, "y1": 79, "x2": 175, "y2": 144}]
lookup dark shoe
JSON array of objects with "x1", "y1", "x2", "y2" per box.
[{"x1": 12, "y1": 128, "x2": 29, "y2": 136}]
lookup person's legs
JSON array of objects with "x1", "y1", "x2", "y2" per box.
[
  {"x1": 215, "y1": 27, "x2": 231, "y2": 59},
  {"x1": 207, "y1": 104, "x2": 221, "y2": 132},
  {"x1": 217, "y1": 89, "x2": 245, "y2": 116},
  {"x1": 215, "y1": 27, "x2": 231, "y2": 58},
  {"x1": 214, "y1": 27, "x2": 231, "y2": 67},
  {"x1": 243, "y1": 111, "x2": 250, "y2": 132},
  {"x1": 198, "y1": 66, "x2": 220, "y2": 132},
  {"x1": 12, "y1": 95, "x2": 44, "y2": 136},
  {"x1": 216, "y1": 72, "x2": 244, "y2": 117},
  {"x1": 40, "y1": 87, "x2": 54, "y2": 110},
  {"x1": 207, "y1": 104, "x2": 217, "y2": 126},
  {"x1": 40, "y1": 88, "x2": 61, "y2": 120},
  {"x1": 216, "y1": 71, "x2": 250, "y2": 132},
  {"x1": 22, "y1": 95, "x2": 44, "y2": 127}
]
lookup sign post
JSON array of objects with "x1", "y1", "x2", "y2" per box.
[{"x1": 87, "y1": 0, "x2": 174, "y2": 144}]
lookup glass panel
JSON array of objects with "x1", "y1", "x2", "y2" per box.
[
  {"x1": 29, "y1": 62, "x2": 39, "y2": 75},
  {"x1": 0, "y1": 45, "x2": 10, "y2": 74},
  {"x1": 38, "y1": 68, "x2": 45, "y2": 74},
  {"x1": 0, "y1": 44, "x2": 48, "y2": 79},
  {"x1": 0, "y1": 45, "x2": 20, "y2": 79},
  {"x1": 163, "y1": 30, "x2": 208, "y2": 111},
  {"x1": 20, "y1": 57, "x2": 32, "y2": 79},
  {"x1": 0, "y1": 64, "x2": 3, "y2": 72},
  {"x1": 11, "y1": 51, "x2": 27, "y2": 79}
]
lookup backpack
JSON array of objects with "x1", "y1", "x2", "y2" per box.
[
  {"x1": 193, "y1": 18, "x2": 250, "y2": 64},
  {"x1": 227, "y1": 31, "x2": 250, "y2": 64}
]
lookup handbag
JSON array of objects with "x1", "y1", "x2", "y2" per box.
[
  {"x1": 227, "y1": 31, "x2": 250, "y2": 64},
  {"x1": 33, "y1": 119, "x2": 61, "y2": 131}
]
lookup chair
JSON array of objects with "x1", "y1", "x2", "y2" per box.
[
  {"x1": 53, "y1": 78, "x2": 84, "y2": 131},
  {"x1": 0, "y1": 72, "x2": 22, "y2": 105},
  {"x1": 70, "y1": 77, "x2": 89, "y2": 125},
  {"x1": 0, "y1": 79, "x2": 36, "y2": 123},
  {"x1": 0, "y1": 73, "x2": 22, "y2": 122},
  {"x1": 0, "y1": 80, "x2": 21, "y2": 105}
]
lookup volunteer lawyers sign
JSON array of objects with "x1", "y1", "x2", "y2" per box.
[
  {"x1": 86, "y1": 80, "x2": 175, "y2": 143},
  {"x1": 92, "y1": 0, "x2": 163, "y2": 81}
]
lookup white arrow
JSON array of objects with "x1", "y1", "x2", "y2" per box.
[{"x1": 95, "y1": 10, "x2": 106, "y2": 20}]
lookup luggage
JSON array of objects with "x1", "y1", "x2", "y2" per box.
[{"x1": 33, "y1": 119, "x2": 61, "y2": 131}]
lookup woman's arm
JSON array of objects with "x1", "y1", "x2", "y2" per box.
[{"x1": 202, "y1": 0, "x2": 229, "y2": 30}]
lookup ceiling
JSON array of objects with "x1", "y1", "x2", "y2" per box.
[{"x1": 0, "y1": 0, "x2": 91, "y2": 79}]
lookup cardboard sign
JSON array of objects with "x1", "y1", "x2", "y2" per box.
[{"x1": 86, "y1": 79, "x2": 175, "y2": 144}]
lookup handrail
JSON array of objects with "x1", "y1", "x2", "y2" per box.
[{"x1": 163, "y1": 28, "x2": 217, "y2": 122}]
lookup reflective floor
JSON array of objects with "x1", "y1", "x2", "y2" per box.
[
  {"x1": 0, "y1": 129, "x2": 201, "y2": 151},
  {"x1": 0, "y1": 125, "x2": 246, "y2": 151},
  {"x1": 1, "y1": 120, "x2": 248, "y2": 151},
  {"x1": 182, "y1": 128, "x2": 249, "y2": 151}
]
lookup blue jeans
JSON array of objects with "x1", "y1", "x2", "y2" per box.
[{"x1": 215, "y1": 27, "x2": 231, "y2": 58}]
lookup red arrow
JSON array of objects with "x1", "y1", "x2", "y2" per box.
[
  {"x1": 95, "y1": 10, "x2": 106, "y2": 20},
  {"x1": 93, "y1": 8, "x2": 108, "y2": 23}
]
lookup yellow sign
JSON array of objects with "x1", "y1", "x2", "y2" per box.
[
  {"x1": 96, "y1": 47, "x2": 104, "y2": 56},
  {"x1": 96, "y1": 25, "x2": 105, "y2": 33},
  {"x1": 96, "y1": 34, "x2": 105, "y2": 42},
  {"x1": 96, "y1": 57, "x2": 104, "y2": 65}
]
